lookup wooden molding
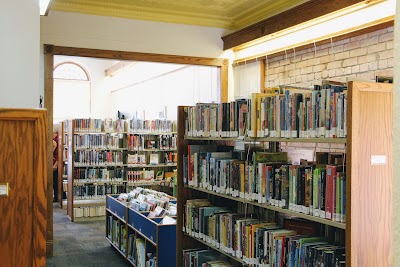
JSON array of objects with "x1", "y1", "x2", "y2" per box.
[
  {"x1": 44, "y1": 44, "x2": 54, "y2": 54},
  {"x1": 50, "y1": 46, "x2": 227, "y2": 67},
  {"x1": 222, "y1": 0, "x2": 366, "y2": 50},
  {"x1": 220, "y1": 65, "x2": 228, "y2": 102},
  {"x1": 44, "y1": 52, "x2": 54, "y2": 257}
]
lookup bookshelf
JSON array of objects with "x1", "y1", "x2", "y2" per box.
[
  {"x1": 106, "y1": 192, "x2": 176, "y2": 267},
  {"x1": 64, "y1": 119, "x2": 178, "y2": 222},
  {"x1": 66, "y1": 119, "x2": 128, "y2": 222},
  {"x1": 176, "y1": 81, "x2": 393, "y2": 267},
  {"x1": 126, "y1": 131, "x2": 177, "y2": 193}
]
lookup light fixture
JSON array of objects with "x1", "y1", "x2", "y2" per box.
[
  {"x1": 40, "y1": 0, "x2": 53, "y2": 16},
  {"x1": 233, "y1": 0, "x2": 396, "y2": 62}
]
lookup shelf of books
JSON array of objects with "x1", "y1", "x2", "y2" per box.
[
  {"x1": 177, "y1": 81, "x2": 393, "y2": 267},
  {"x1": 65, "y1": 118, "x2": 178, "y2": 222},
  {"x1": 126, "y1": 129, "x2": 177, "y2": 193},
  {"x1": 106, "y1": 187, "x2": 177, "y2": 267},
  {"x1": 66, "y1": 118, "x2": 129, "y2": 222}
]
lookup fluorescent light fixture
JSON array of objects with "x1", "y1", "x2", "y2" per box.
[
  {"x1": 234, "y1": 0, "x2": 396, "y2": 61},
  {"x1": 40, "y1": 0, "x2": 52, "y2": 16}
]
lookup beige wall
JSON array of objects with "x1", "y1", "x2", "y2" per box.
[
  {"x1": 264, "y1": 26, "x2": 394, "y2": 88},
  {"x1": 40, "y1": 11, "x2": 230, "y2": 58},
  {"x1": 0, "y1": 0, "x2": 40, "y2": 108}
]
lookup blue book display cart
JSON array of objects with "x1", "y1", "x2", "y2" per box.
[{"x1": 106, "y1": 194, "x2": 176, "y2": 267}]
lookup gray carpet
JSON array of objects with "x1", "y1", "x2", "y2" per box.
[{"x1": 47, "y1": 204, "x2": 130, "y2": 267}]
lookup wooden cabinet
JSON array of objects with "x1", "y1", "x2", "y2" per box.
[{"x1": 0, "y1": 108, "x2": 47, "y2": 267}]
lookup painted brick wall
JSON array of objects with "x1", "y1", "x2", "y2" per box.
[
  {"x1": 266, "y1": 26, "x2": 393, "y2": 154},
  {"x1": 265, "y1": 26, "x2": 394, "y2": 89}
]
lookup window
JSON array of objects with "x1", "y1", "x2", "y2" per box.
[{"x1": 53, "y1": 62, "x2": 91, "y2": 122}]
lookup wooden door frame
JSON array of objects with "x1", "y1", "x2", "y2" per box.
[{"x1": 43, "y1": 44, "x2": 229, "y2": 257}]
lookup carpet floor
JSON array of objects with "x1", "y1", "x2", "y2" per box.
[{"x1": 47, "y1": 204, "x2": 130, "y2": 267}]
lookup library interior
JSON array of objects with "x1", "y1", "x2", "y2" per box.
[{"x1": 0, "y1": 0, "x2": 399, "y2": 266}]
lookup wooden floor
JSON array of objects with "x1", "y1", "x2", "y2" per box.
[{"x1": 47, "y1": 203, "x2": 130, "y2": 267}]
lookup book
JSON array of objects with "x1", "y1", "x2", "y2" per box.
[
  {"x1": 104, "y1": 118, "x2": 114, "y2": 132},
  {"x1": 116, "y1": 119, "x2": 125, "y2": 133},
  {"x1": 149, "y1": 153, "x2": 160, "y2": 165},
  {"x1": 135, "y1": 237, "x2": 146, "y2": 267},
  {"x1": 160, "y1": 215, "x2": 176, "y2": 225},
  {"x1": 187, "y1": 145, "x2": 217, "y2": 187}
]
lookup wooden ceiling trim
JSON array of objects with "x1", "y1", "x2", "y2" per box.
[
  {"x1": 45, "y1": 45, "x2": 228, "y2": 67},
  {"x1": 222, "y1": 0, "x2": 366, "y2": 50}
]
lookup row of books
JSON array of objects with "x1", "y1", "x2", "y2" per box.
[
  {"x1": 250, "y1": 86, "x2": 347, "y2": 138},
  {"x1": 104, "y1": 118, "x2": 125, "y2": 133},
  {"x1": 127, "y1": 133, "x2": 177, "y2": 150},
  {"x1": 126, "y1": 179, "x2": 173, "y2": 187},
  {"x1": 74, "y1": 118, "x2": 103, "y2": 132},
  {"x1": 73, "y1": 167, "x2": 124, "y2": 181},
  {"x1": 127, "y1": 152, "x2": 177, "y2": 165},
  {"x1": 74, "y1": 180, "x2": 125, "y2": 185},
  {"x1": 107, "y1": 216, "x2": 126, "y2": 253},
  {"x1": 185, "y1": 84, "x2": 347, "y2": 139},
  {"x1": 127, "y1": 234, "x2": 151, "y2": 267},
  {"x1": 128, "y1": 118, "x2": 176, "y2": 133},
  {"x1": 183, "y1": 249, "x2": 234, "y2": 267},
  {"x1": 186, "y1": 102, "x2": 241, "y2": 138},
  {"x1": 185, "y1": 146, "x2": 346, "y2": 222},
  {"x1": 74, "y1": 150, "x2": 124, "y2": 166},
  {"x1": 74, "y1": 205, "x2": 106, "y2": 218},
  {"x1": 127, "y1": 170, "x2": 155, "y2": 181},
  {"x1": 184, "y1": 200, "x2": 345, "y2": 267},
  {"x1": 74, "y1": 133, "x2": 124, "y2": 149},
  {"x1": 73, "y1": 184, "x2": 125, "y2": 199}
]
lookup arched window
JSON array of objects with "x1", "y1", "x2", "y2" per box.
[
  {"x1": 53, "y1": 61, "x2": 91, "y2": 122},
  {"x1": 54, "y1": 62, "x2": 90, "y2": 81}
]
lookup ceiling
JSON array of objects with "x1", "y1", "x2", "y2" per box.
[{"x1": 50, "y1": 0, "x2": 312, "y2": 30}]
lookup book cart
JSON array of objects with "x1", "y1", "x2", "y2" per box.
[
  {"x1": 176, "y1": 81, "x2": 393, "y2": 266},
  {"x1": 106, "y1": 194, "x2": 176, "y2": 267}
]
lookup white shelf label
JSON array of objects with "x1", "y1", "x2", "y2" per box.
[
  {"x1": 371, "y1": 155, "x2": 387, "y2": 165},
  {"x1": 0, "y1": 183, "x2": 8, "y2": 196}
]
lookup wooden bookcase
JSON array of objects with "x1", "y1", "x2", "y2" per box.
[
  {"x1": 176, "y1": 81, "x2": 393, "y2": 266},
  {"x1": 66, "y1": 119, "x2": 127, "y2": 222},
  {"x1": 65, "y1": 119, "x2": 178, "y2": 222},
  {"x1": 106, "y1": 195, "x2": 176, "y2": 267},
  {"x1": 126, "y1": 131, "x2": 177, "y2": 195}
]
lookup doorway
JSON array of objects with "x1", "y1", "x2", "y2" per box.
[{"x1": 44, "y1": 45, "x2": 229, "y2": 257}]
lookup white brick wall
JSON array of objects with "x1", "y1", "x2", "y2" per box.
[{"x1": 265, "y1": 26, "x2": 394, "y2": 88}]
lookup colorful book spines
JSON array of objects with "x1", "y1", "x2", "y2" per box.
[{"x1": 186, "y1": 87, "x2": 346, "y2": 139}]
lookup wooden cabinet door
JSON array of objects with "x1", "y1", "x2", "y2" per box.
[{"x1": 0, "y1": 109, "x2": 47, "y2": 267}]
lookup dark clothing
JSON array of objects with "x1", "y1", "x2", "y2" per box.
[
  {"x1": 53, "y1": 134, "x2": 59, "y2": 165},
  {"x1": 53, "y1": 169, "x2": 58, "y2": 202},
  {"x1": 53, "y1": 134, "x2": 59, "y2": 202}
]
